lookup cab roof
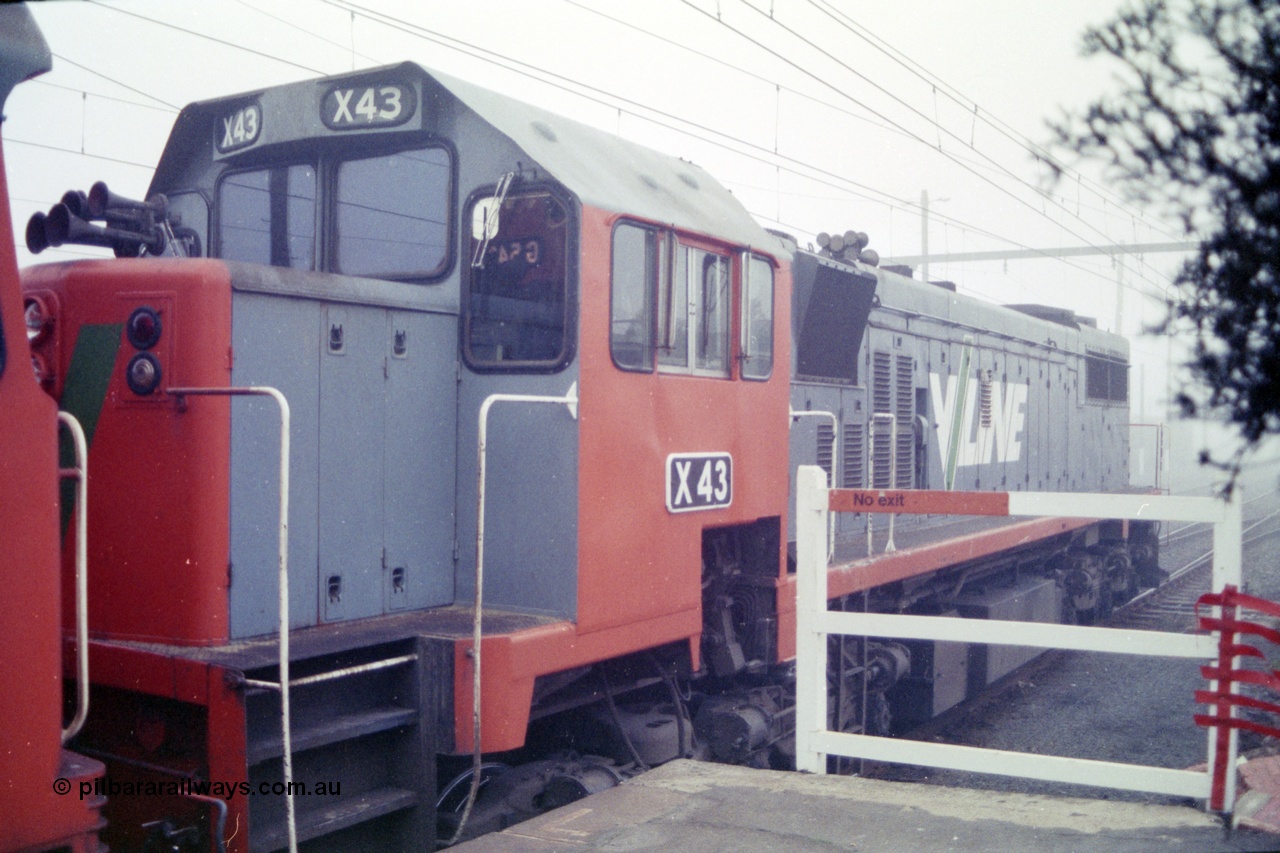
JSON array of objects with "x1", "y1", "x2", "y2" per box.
[
  {"x1": 151, "y1": 62, "x2": 787, "y2": 259},
  {"x1": 428, "y1": 66, "x2": 785, "y2": 257}
]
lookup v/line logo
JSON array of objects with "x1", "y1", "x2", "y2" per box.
[{"x1": 929, "y1": 372, "x2": 1029, "y2": 468}]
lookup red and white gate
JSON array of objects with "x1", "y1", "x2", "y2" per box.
[{"x1": 794, "y1": 465, "x2": 1243, "y2": 811}]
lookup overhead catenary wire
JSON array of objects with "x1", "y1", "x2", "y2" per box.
[
  {"x1": 48, "y1": 51, "x2": 181, "y2": 110},
  {"x1": 6, "y1": 137, "x2": 156, "y2": 171},
  {"x1": 317, "y1": 0, "x2": 1173, "y2": 297},
  {"x1": 560, "y1": 0, "x2": 1175, "y2": 295},
  {"x1": 85, "y1": 0, "x2": 331, "y2": 77},
  {"x1": 806, "y1": 0, "x2": 1182, "y2": 244},
  {"x1": 29, "y1": 76, "x2": 179, "y2": 115},
  {"x1": 703, "y1": 0, "x2": 1178, "y2": 298},
  {"x1": 34, "y1": 1, "x2": 1182, "y2": 302},
  {"x1": 227, "y1": 0, "x2": 385, "y2": 68}
]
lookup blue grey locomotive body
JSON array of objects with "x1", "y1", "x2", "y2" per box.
[{"x1": 784, "y1": 241, "x2": 1143, "y2": 726}]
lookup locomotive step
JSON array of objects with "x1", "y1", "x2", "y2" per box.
[
  {"x1": 252, "y1": 785, "x2": 418, "y2": 851},
  {"x1": 246, "y1": 706, "x2": 418, "y2": 763}
]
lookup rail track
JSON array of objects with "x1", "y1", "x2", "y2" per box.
[{"x1": 1111, "y1": 489, "x2": 1280, "y2": 634}]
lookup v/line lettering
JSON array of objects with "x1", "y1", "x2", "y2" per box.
[{"x1": 929, "y1": 372, "x2": 1028, "y2": 468}]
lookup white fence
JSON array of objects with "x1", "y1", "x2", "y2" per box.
[{"x1": 793, "y1": 466, "x2": 1243, "y2": 810}]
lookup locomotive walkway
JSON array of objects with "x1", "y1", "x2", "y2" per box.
[{"x1": 454, "y1": 758, "x2": 1280, "y2": 852}]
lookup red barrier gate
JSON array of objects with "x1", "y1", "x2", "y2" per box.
[{"x1": 1196, "y1": 585, "x2": 1280, "y2": 811}]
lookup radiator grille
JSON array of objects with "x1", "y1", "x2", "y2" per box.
[
  {"x1": 872, "y1": 351, "x2": 892, "y2": 414},
  {"x1": 896, "y1": 355, "x2": 914, "y2": 488},
  {"x1": 872, "y1": 351, "x2": 893, "y2": 488},
  {"x1": 842, "y1": 423, "x2": 864, "y2": 488}
]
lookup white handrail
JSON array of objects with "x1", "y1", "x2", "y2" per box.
[
  {"x1": 869, "y1": 413, "x2": 897, "y2": 553},
  {"x1": 448, "y1": 381, "x2": 578, "y2": 846},
  {"x1": 58, "y1": 411, "x2": 89, "y2": 744},
  {"x1": 241, "y1": 654, "x2": 418, "y2": 691},
  {"x1": 789, "y1": 409, "x2": 837, "y2": 560},
  {"x1": 171, "y1": 386, "x2": 294, "y2": 853}
]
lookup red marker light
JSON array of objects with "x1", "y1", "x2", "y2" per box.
[{"x1": 127, "y1": 306, "x2": 162, "y2": 350}]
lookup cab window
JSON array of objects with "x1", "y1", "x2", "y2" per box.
[
  {"x1": 741, "y1": 254, "x2": 773, "y2": 380},
  {"x1": 693, "y1": 250, "x2": 730, "y2": 376},
  {"x1": 464, "y1": 188, "x2": 572, "y2": 369},
  {"x1": 217, "y1": 164, "x2": 316, "y2": 269},
  {"x1": 611, "y1": 223, "x2": 657, "y2": 371},
  {"x1": 611, "y1": 221, "x2": 767, "y2": 380},
  {"x1": 334, "y1": 147, "x2": 450, "y2": 279},
  {"x1": 1085, "y1": 353, "x2": 1129, "y2": 404},
  {"x1": 214, "y1": 145, "x2": 452, "y2": 280},
  {"x1": 657, "y1": 239, "x2": 689, "y2": 371},
  {"x1": 662, "y1": 244, "x2": 729, "y2": 376}
]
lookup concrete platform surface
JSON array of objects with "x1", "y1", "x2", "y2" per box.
[{"x1": 452, "y1": 760, "x2": 1280, "y2": 852}]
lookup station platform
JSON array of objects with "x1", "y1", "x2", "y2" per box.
[{"x1": 453, "y1": 759, "x2": 1280, "y2": 852}]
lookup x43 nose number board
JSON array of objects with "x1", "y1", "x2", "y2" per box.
[{"x1": 666, "y1": 453, "x2": 732, "y2": 513}]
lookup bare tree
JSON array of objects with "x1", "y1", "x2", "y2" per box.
[{"x1": 1055, "y1": 0, "x2": 1280, "y2": 479}]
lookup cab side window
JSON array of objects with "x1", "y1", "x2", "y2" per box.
[
  {"x1": 464, "y1": 188, "x2": 572, "y2": 369},
  {"x1": 693, "y1": 250, "x2": 730, "y2": 376},
  {"x1": 608, "y1": 220, "x2": 773, "y2": 380},
  {"x1": 741, "y1": 254, "x2": 773, "y2": 380},
  {"x1": 657, "y1": 239, "x2": 689, "y2": 371},
  {"x1": 662, "y1": 244, "x2": 730, "y2": 376},
  {"x1": 611, "y1": 223, "x2": 656, "y2": 371}
]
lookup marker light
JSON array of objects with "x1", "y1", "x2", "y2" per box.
[
  {"x1": 126, "y1": 352, "x2": 162, "y2": 396},
  {"x1": 24, "y1": 296, "x2": 51, "y2": 344},
  {"x1": 30, "y1": 353, "x2": 52, "y2": 386},
  {"x1": 127, "y1": 306, "x2": 162, "y2": 350}
]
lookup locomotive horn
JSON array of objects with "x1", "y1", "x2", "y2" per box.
[
  {"x1": 25, "y1": 210, "x2": 49, "y2": 254},
  {"x1": 59, "y1": 190, "x2": 90, "y2": 220},
  {"x1": 87, "y1": 181, "x2": 166, "y2": 219},
  {"x1": 44, "y1": 203, "x2": 158, "y2": 256}
]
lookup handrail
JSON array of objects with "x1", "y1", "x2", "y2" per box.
[
  {"x1": 58, "y1": 411, "x2": 89, "y2": 744},
  {"x1": 170, "y1": 386, "x2": 294, "y2": 853},
  {"x1": 869, "y1": 413, "x2": 897, "y2": 553},
  {"x1": 241, "y1": 654, "x2": 418, "y2": 691},
  {"x1": 789, "y1": 409, "x2": 837, "y2": 560},
  {"x1": 449, "y1": 381, "x2": 578, "y2": 846}
]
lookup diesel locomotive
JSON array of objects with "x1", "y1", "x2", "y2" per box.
[{"x1": 5, "y1": 27, "x2": 1153, "y2": 853}]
